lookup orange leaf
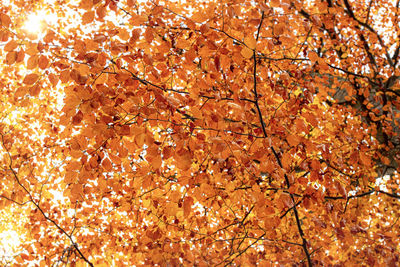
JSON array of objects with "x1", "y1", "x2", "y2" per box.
[
  {"x1": 150, "y1": 154, "x2": 162, "y2": 169},
  {"x1": 48, "y1": 73, "x2": 59, "y2": 86},
  {"x1": 183, "y1": 196, "x2": 193, "y2": 217},
  {"x1": 95, "y1": 73, "x2": 108, "y2": 84},
  {"x1": 16, "y1": 50, "x2": 25, "y2": 63},
  {"x1": 70, "y1": 183, "x2": 83, "y2": 198},
  {"x1": 0, "y1": 14, "x2": 11, "y2": 27},
  {"x1": 27, "y1": 55, "x2": 39, "y2": 69},
  {"x1": 287, "y1": 134, "x2": 300, "y2": 146},
  {"x1": 311, "y1": 159, "x2": 320, "y2": 170},
  {"x1": 14, "y1": 86, "x2": 28, "y2": 98},
  {"x1": 29, "y1": 85, "x2": 41, "y2": 96},
  {"x1": 38, "y1": 56, "x2": 49, "y2": 69},
  {"x1": 308, "y1": 51, "x2": 319, "y2": 63},
  {"x1": 281, "y1": 152, "x2": 291, "y2": 169},
  {"x1": 82, "y1": 11, "x2": 95, "y2": 24},
  {"x1": 118, "y1": 125, "x2": 131, "y2": 136},
  {"x1": 23, "y1": 73, "x2": 39, "y2": 85},
  {"x1": 6, "y1": 51, "x2": 17, "y2": 65},
  {"x1": 4, "y1": 39, "x2": 18, "y2": 52},
  {"x1": 102, "y1": 158, "x2": 113, "y2": 172},
  {"x1": 244, "y1": 36, "x2": 257, "y2": 50},
  {"x1": 241, "y1": 47, "x2": 253, "y2": 59},
  {"x1": 270, "y1": 0, "x2": 281, "y2": 7},
  {"x1": 274, "y1": 23, "x2": 285, "y2": 35},
  {"x1": 72, "y1": 110, "x2": 83, "y2": 125},
  {"x1": 175, "y1": 149, "x2": 192, "y2": 170}
]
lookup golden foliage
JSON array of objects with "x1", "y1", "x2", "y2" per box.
[{"x1": 0, "y1": 0, "x2": 400, "y2": 265}]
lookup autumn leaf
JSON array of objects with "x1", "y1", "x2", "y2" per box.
[
  {"x1": 94, "y1": 73, "x2": 108, "y2": 84},
  {"x1": 287, "y1": 134, "x2": 300, "y2": 146},
  {"x1": 174, "y1": 149, "x2": 192, "y2": 170},
  {"x1": 308, "y1": 51, "x2": 319, "y2": 63},
  {"x1": 102, "y1": 158, "x2": 113, "y2": 172},
  {"x1": 6, "y1": 51, "x2": 17, "y2": 65},
  {"x1": 71, "y1": 110, "x2": 83, "y2": 125},
  {"x1": 241, "y1": 47, "x2": 253, "y2": 58},
  {"x1": 23, "y1": 73, "x2": 39, "y2": 85},
  {"x1": 244, "y1": 36, "x2": 257, "y2": 50},
  {"x1": 29, "y1": 85, "x2": 41, "y2": 96},
  {"x1": 183, "y1": 196, "x2": 193, "y2": 217},
  {"x1": 270, "y1": 0, "x2": 281, "y2": 8},
  {"x1": 150, "y1": 154, "x2": 162, "y2": 169},
  {"x1": 0, "y1": 13, "x2": 11, "y2": 26},
  {"x1": 274, "y1": 23, "x2": 285, "y2": 35},
  {"x1": 38, "y1": 56, "x2": 49, "y2": 69},
  {"x1": 27, "y1": 55, "x2": 39, "y2": 69},
  {"x1": 82, "y1": 11, "x2": 95, "y2": 24},
  {"x1": 4, "y1": 39, "x2": 18, "y2": 52}
]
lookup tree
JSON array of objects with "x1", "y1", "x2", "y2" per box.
[{"x1": 0, "y1": 0, "x2": 399, "y2": 265}]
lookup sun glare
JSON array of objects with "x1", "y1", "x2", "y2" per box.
[
  {"x1": 23, "y1": 13, "x2": 45, "y2": 34},
  {"x1": 22, "y1": 10, "x2": 58, "y2": 37},
  {"x1": 0, "y1": 230, "x2": 21, "y2": 264},
  {"x1": 0, "y1": 230, "x2": 20, "y2": 252},
  {"x1": 0, "y1": 207, "x2": 24, "y2": 264}
]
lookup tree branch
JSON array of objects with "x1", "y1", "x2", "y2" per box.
[{"x1": 251, "y1": 11, "x2": 313, "y2": 267}]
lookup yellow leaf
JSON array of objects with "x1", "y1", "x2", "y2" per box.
[
  {"x1": 244, "y1": 36, "x2": 257, "y2": 50},
  {"x1": 142, "y1": 198, "x2": 151, "y2": 208},
  {"x1": 165, "y1": 202, "x2": 178, "y2": 217},
  {"x1": 241, "y1": 47, "x2": 253, "y2": 59}
]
